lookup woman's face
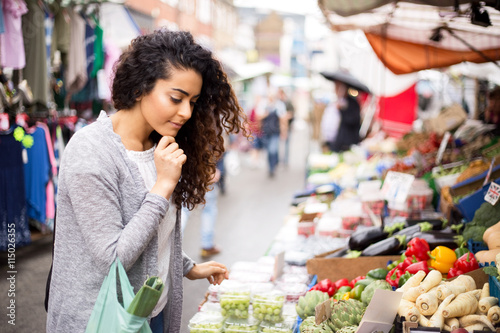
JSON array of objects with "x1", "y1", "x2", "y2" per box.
[{"x1": 139, "y1": 67, "x2": 203, "y2": 137}]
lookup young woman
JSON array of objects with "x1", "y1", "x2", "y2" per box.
[{"x1": 46, "y1": 29, "x2": 248, "y2": 333}]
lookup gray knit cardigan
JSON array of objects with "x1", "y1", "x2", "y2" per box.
[{"x1": 46, "y1": 111, "x2": 195, "y2": 333}]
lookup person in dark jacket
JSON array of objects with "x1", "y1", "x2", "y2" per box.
[{"x1": 329, "y1": 81, "x2": 361, "y2": 152}]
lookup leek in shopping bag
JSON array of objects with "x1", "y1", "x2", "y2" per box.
[{"x1": 127, "y1": 276, "x2": 164, "y2": 318}]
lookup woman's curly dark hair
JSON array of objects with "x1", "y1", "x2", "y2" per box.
[{"x1": 112, "y1": 29, "x2": 249, "y2": 209}]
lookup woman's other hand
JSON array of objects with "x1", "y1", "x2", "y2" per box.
[
  {"x1": 186, "y1": 261, "x2": 229, "y2": 285},
  {"x1": 151, "y1": 136, "x2": 186, "y2": 199}
]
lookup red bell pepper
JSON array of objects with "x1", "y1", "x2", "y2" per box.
[
  {"x1": 311, "y1": 278, "x2": 337, "y2": 296},
  {"x1": 396, "y1": 256, "x2": 417, "y2": 272},
  {"x1": 453, "y1": 252, "x2": 479, "y2": 274},
  {"x1": 386, "y1": 267, "x2": 403, "y2": 288},
  {"x1": 334, "y1": 278, "x2": 350, "y2": 290},
  {"x1": 447, "y1": 267, "x2": 464, "y2": 278},
  {"x1": 405, "y1": 261, "x2": 430, "y2": 274},
  {"x1": 405, "y1": 237, "x2": 430, "y2": 262},
  {"x1": 350, "y1": 276, "x2": 366, "y2": 288}
]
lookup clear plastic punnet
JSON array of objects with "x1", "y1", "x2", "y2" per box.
[
  {"x1": 229, "y1": 271, "x2": 273, "y2": 283},
  {"x1": 199, "y1": 301, "x2": 222, "y2": 314},
  {"x1": 275, "y1": 282, "x2": 308, "y2": 303},
  {"x1": 251, "y1": 290, "x2": 285, "y2": 322},
  {"x1": 259, "y1": 319, "x2": 295, "y2": 333},
  {"x1": 188, "y1": 311, "x2": 224, "y2": 333},
  {"x1": 224, "y1": 315, "x2": 261, "y2": 333},
  {"x1": 219, "y1": 280, "x2": 251, "y2": 318},
  {"x1": 249, "y1": 282, "x2": 275, "y2": 299}
]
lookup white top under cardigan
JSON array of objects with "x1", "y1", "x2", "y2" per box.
[{"x1": 126, "y1": 146, "x2": 177, "y2": 317}]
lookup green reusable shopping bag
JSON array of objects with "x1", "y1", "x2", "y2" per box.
[{"x1": 85, "y1": 259, "x2": 152, "y2": 333}]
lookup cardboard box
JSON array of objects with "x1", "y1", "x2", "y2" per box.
[{"x1": 306, "y1": 255, "x2": 400, "y2": 282}]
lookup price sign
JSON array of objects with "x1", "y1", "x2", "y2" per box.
[
  {"x1": 485, "y1": 182, "x2": 500, "y2": 206},
  {"x1": 381, "y1": 171, "x2": 415, "y2": 204},
  {"x1": 273, "y1": 251, "x2": 285, "y2": 280},
  {"x1": 436, "y1": 131, "x2": 451, "y2": 165}
]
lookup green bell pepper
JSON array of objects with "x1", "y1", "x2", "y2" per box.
[
  {"x1": 367, "y1": 268, "x2": 389, "y2": 280},
  {"x1": 349, "y1": 284, "x2": 365, "y2": 300},
  {"x1": 398, "y1": 271, "x2": 413, "y2": 288},
  {"x1": 354, "y1": 278, "x2": 375, "y2": 287}
]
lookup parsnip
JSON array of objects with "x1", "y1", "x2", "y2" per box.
[
  {"x1": 487, "y1": 305, "x2": 500, "y2": 324},
  {"x1": 416, "y1": 288, "x2": 439, "y2": 316},
  {"x1": 398, "y1": 299, "x2": 420, "y2": 323},
  {"x1": 453, "y1": 274, "x2": 476, "y2": 292},
  {"x1": 419, "y1": 314, "x2": 431, "y2": 327},
  {"x1": 402, "y1": 286, "x2": 423, "y2": 302},
  {"x1": 458, "y1": 314, "x2": 495, "y2": 331},
  {"x1": 442, "y1": 290, "x2": 479, "y2": 318},
  {"x1": 480, "y1": 282, "x2": 489, "y2": 299},
  {"x1": 417, "y1": 270, "x2": 442, "y2": 294},
  {"x1": 444, "y1": 317, "x2": 459, "y2": 331},
  {"x1": 478, "y1": 296, "x2": 498, "y2": 313},
  {"x1": 436, "y1": 283, "x2": 466, "y2": 301},
  {"x1": 396, "y1": 270, "x2": 426, "y2": 293},
  {"x1": 464, "y1": 323, "x2": 488, "y2": 331},
  {"x1": 428, "y1": 294, "x2": 454, "y2": 329}
]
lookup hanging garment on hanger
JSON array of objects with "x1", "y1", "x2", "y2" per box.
[
  {"x1": 0, "y1": 0, "x2": 6, "y2": 33},
  {"x1": 0, "y1": 128, "x2": 31, "y2": 251},
  {"x1": 50, "y1": 0, "x2": 70, "y2": 67},
  {"x1": 90, "y1": 16, "x2": 104, "y2": 78},
  {"x1": 0, "y1": 0, "x2": 28, "y2": 69},
  {"x1": 66, "y1": 7, "x2": 87, "y2": 94},
  {"x1": 22, "y1": 0, "x2": 49, "y2": 106},
  {"x1": 24, "y1": 124, "x2": 50, "y2": 226},
  {"x1": 38, "y1": 122, "x2": 57, "y2": 230}
]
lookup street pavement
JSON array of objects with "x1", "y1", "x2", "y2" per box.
[{"x1": 0, "y1": 119, "x2": 311, "y2": 332}]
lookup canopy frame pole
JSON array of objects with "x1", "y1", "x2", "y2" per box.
[{"x1": 445, "y1": 28, "x2": 500, "y2": 70}]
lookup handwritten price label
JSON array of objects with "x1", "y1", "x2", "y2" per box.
[
  {"x1": 381, "y1": 171, "x2": 415, "y2": 204},
  {"x1": 485, "y1": 182, "x2": 500, "y2": 206}
]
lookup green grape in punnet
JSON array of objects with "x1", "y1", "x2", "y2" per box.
[
  {"x1": 220, "y1": 292, "x2": 251, "y2": 318},
  {"x1": 252, "y1": 290, "x2": 286, "y2": 322}
]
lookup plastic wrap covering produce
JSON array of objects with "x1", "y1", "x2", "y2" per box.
[
  {"x1": 259, "y1": 319, "x2": 295, "y2": 333},
  {"x1": 224, "y1": 315, "x2": 261, "y2": 333},
  {"x1": 250, "y1": 283, "x2": 275, "y2": 300},
  {"x1": 199, "y1": 301, "x2": 222, "y2": 314},
  {"x1": 188, "y1": 311, "x2": 224, "y2": 333},
  {"x1": 229, "y1": 271, "x2": 273, "y2": 284},
  {"x1": 268, "y1": 235, "x2": 346, "y2": 262},
  {"x1": 275, "y1": 282, "x2": 309, "y2": 303}
]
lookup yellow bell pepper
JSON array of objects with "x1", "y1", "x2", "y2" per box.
[
  {"x1": 427, "y1": 246, "x2": 457, "y2": 274},
  {"x1": 341, "y1": 292, "x2": 350, "y2": 300}
]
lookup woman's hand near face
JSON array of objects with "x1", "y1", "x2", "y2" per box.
[
  {"x1": 151, "y1": 136, "x2": 186, "y2": 199},
  {"x1": 186, "y1": 261, "x2": 229, "y2": 285}
]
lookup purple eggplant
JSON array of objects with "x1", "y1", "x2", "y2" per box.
[{"x1": 348, "y1": 226, "x2": 388, "y2": 251}]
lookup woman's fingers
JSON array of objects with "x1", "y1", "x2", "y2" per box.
[{"x1": 157, "y1": 136, "x2": 176, "y2": 150}]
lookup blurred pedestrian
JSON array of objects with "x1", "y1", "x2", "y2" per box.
[
  {"x1": 320, "y1": 97, "x2": 341, "y2": 153},
  {"x1": 278, "y1": 88, "x2": 294, "y2": 166},
  {"x1": 257, "y1": 91, "x2": 287, "y2": 177},
  {"x1": 247, "y1": 95, "x2": 265, "y2": 168},
  {"x1": 329, "y1": 81, "x2": 361, "y2": 152},
  {"x1": 46, "y1": 29, "x2": 248, "y2": 333},
  {"x1": 484, "y1": 86, "x2": 500, "y2": 136}
]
